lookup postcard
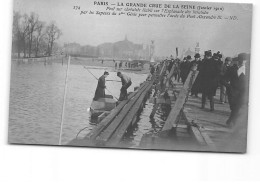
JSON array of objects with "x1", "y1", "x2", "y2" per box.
[{"x1": 9, "y1": 0, "x2": 252, "y2": 153}]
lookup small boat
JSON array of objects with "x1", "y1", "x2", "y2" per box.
[{"x1": 90, "y1": 95, "x2": 117, "y2": 118}]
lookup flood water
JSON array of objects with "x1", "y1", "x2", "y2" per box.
[{"x1": 9, "y1": 60, "x2": 167, "y2": 147}]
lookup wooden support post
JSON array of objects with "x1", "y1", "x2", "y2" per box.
[
  {"x1": 162, "y1": 70, "x2": 199, "y2": 131},
  {"x1": 182, "y1": 110, "x2": 217, "y2": 151}
]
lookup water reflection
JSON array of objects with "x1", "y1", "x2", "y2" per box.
[{"x1": 121, "y1": 99, "x2": 172, "y2": 147}]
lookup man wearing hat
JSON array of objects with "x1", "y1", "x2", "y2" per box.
[
  {"x1": 212, "y1": 52, "x2": 224, "y2": 102},
  {"x1": 93, "y1": 71, "x2": 109, "y2": 100},
  {"x1": 223, "y1": 53, "x2": 248, "y2": 127},
  {"x1": 219, "y1": 57, "x2": 232, "y2": 103},
  {"x1": 200, "y1": 50, "x2": 220, "y2": 111},
  {"x1": 191, "y1": 53, "x2": 202, "y2": 97},
  {"x1": 180, "y1": 55, "x2": 192, "y2": 84},
  {"x1": 117, "y1": 72, "x2": 132, "y2": 101}
]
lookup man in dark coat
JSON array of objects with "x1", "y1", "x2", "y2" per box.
[
  {"x1": 117, "y1": 72, "x2": 132, "y2": 101},
  {"x1": 223, "y1": 53, "x2": 248, "y2": 127},
  {"x1": 150, "y1": 64, "x2": 155, "y2": 75},
  {"x1": 191, "y1": 53, "x2": 202, "y2": 97},
  {"x1": 200, "y1": 50, "x2": 220, "y2": 111},
  {"x1": 219, "y1": 57, "x2": 232, "y2": 103},
  {"x1": 93, "y1": 71, "x2": 109, "y2": 100},
  {"x1": 167, "y1": 59, "x2": 174, "y2": 73},
  {"x1": 180, "y1": 55, "x2": 192, "y2": 84}
]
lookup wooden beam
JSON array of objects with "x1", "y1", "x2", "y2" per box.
[
  {"x1": 97, "y1": 111, "x2": 110, "y2": 122},
  {"x1": 162, "y1": 70, "x2": 198, "y2": 131},
  {"x1": 188, "y1": 126, "x2": 207, "y2": 146},
  {"x1": 165, "y1": 64, "x2": 177, "y2": 88},
  {"x1": 182, "y1": 110, "x2": 217, "y2": 151}
]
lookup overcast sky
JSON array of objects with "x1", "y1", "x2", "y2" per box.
[{"x1": 13, "y1": 0, "x2": 253, "y2": 57}]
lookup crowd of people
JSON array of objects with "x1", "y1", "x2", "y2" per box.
[
  {"x1": 93, "y1": 50, "x2": 248, "y2": 128},
  {"x1": 153, "y1": 50, "x2": 248, "y2": 128}
]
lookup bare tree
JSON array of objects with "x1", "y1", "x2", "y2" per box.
[
  {"x1": 12, "y1": 12, "x2": 29, "y2": 58},
  {"x1": 12, "y1": 11, "x2": 22, "y2": 58},
  {"x1": 21, "y1": 14, "x2": 30, "y2": 58},
  {"x1": 27, "y1": 12, "x2": 39, "y2": 57},
  {"x1": 12, "y1": 12, "x2": 62, "y2": 58},
  {"x1": 33, "y1": 21, "x2": 45, "y2": 57},
  {"x1": 46, "y1": 22, "x2": 62, "y2": 56}
]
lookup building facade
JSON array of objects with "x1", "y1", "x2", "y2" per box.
[{"x1": 64, "y1": 36, "x2": 150, "y2": 60}]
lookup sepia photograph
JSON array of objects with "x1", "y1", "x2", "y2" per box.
[{"x1": 8, "y1": 0, "x2": 252, "y2": 153}]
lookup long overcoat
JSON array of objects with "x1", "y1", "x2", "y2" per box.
[
  {"x1": 93, "y1": 75, "x2": 106, "y2": 100},
  {"x1": 199, "y1": 58, "x2": 220, "y2": 96}
]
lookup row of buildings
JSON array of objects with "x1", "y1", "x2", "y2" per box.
[{"x1": 64, "y1": 36, "x2": 152, "y2": 60}]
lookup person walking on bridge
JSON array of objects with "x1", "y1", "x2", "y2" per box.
[
  {"x1": 93, "y1": 71, "x2": 109, "y2": 101},
  {"x1": 200, "y1": 51, "x2": 220, "y2": 111},
  {"x1": 180, "y1": 55, "x2": 193, "y2": 84},
  {"x1": 191, "y1": 53, "x2": 202, "y2": 97},
  {"x1": 117, "y1": 72, "x2": 132, "y2": 101}
]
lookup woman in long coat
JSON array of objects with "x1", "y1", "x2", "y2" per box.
[{"x1": 93, "y1": 71, "x2": 109, "y2": 100}]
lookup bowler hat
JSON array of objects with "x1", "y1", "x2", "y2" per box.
[
  {"x1": 205, "y1": 50, "x2": 212, "y2": 57},
  {"x1": 238, "y1": 53, "x2": 247, "y2": 61},
  {"x1": 117, "y1": 72, "x2": 122, "y2": 76},
  {"x1": 213, "y1": 53, "x2": 219, "y2": 59},
  {"x1": 194, "y1": 53, "x2": 200, "y2": 58},
  {"x1": 187, "y1": 55, "x2": 192, "y2": 60},
  {"x1": 225, "y1": 57, "x2": 232, "y2": 62}
]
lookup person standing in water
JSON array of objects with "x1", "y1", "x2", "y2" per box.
[{"x1": 93, "y1": 71, "x2": 109, "y2": 100}]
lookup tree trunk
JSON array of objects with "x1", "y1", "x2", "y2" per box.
[
  {"x1": 50, "y1": 41, "x2": 53, "y2": 56},
  {"x1": 23, "y1": 40, "x2": 26, "y2": 58},
  {"x1": 35, "y1": 43, "x2": 37, "y2": 57},
  {"x1": 17, "y1": 38, "x2": 21, "y2": 59},
  {"x1": 28, "y1": 35, "x2": 32, "y2": 57}
]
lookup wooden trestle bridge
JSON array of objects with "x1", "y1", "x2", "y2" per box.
[{"x1": 69, "y1": 60, "x2": 242, "y2": 152}]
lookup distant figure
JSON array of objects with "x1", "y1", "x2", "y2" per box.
[
  {"x1": 101, "y1": 60, "x2": 104, "y2": 64},
  {"x1": 115, "y1": 62, "x2": 117, "y2": 69},
  {"x1": 117, "y1": 72, "x2": 132, "y2": 101},
  {"x1": 150, "y1": 64, "x2": 155, "y2": 75},
  {"x1": 119, "y1": 62, "x2": 122, "y2": 69},
  {"x1": 93, "y1": 71, "x2": 109, "y2": 101},
  {"x1": 128, "y1": 62, "x2": 131, "y2": 68},
  {"x1": 223, "y1": 53, "x2": 248, "y2": 127}
]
